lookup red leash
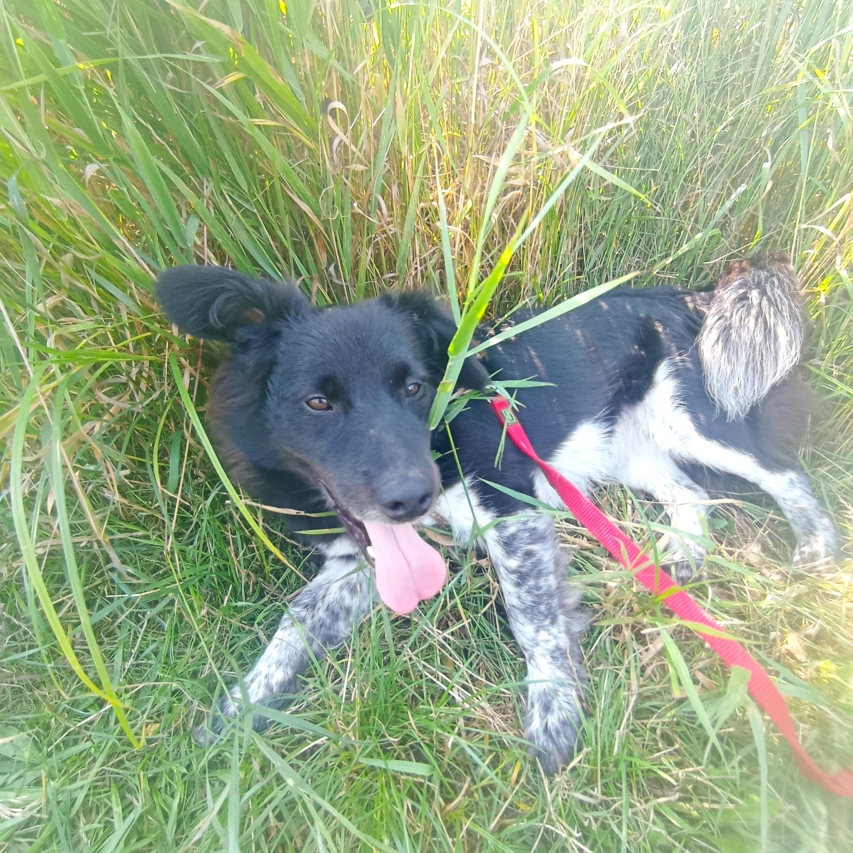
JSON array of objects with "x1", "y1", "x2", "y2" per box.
[{"x1": 490, "y1": 395, "x2": 853, "y2": 796}]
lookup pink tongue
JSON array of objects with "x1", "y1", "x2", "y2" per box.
[{"x1": 363, "y1": 522, "x2": 448, "y2": 615}]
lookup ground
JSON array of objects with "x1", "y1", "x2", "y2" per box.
[{"x1": 1, "y1": 0, "x2": 852, "y2": 850}]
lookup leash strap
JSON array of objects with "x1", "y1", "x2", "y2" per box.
[{"x1": 490, "y1": 395, "x2": 853, "y2": 796}]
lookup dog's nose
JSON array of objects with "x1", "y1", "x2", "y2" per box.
[{"x1": 379, "y1": 479, "x2": 436, "y2": 522}]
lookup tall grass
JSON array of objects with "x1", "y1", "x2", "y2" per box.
[{"x1": 1, "y1": 0, "x2": 852, "y2": 850}]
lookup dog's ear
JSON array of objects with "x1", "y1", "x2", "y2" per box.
[
  {"x1": 384, "y1": 291, "x2": 491, "y2": 391},
  {"x1": 156, "y1": 265, "x2": 309, "y2": 342}
]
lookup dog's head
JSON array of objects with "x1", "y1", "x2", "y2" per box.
[{"x1": 156, "y1": 266, "x2": 489, "y2": 531}]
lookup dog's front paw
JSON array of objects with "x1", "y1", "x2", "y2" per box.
[
  {"x1": 192, "y1": 687, "x2": 275, "y2": 747},
  {"x1": 192, "y1": 690, "x2": 238, "y2": 747},
  {"x1": 524, "y1": 680, "x2": 584, "y2": 775},
  {"x1": 192, "y1": 717, "x2": 224, "y2": 747}
]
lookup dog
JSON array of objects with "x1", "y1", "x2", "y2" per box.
[{"x1": 156, "y1": 254, "x2": 840, "y2": 773}]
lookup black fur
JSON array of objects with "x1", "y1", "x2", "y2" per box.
[{"x1": 156, "y1": 266, "x2": 308, "y2": 342}]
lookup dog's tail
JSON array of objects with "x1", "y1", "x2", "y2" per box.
[{"x1": 696, "y1": 253, "x2": 805, "y2": 420}]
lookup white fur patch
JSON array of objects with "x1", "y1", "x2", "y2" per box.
[
  {"x1": 532, "y1": 419, "x2": 612, "y2": 506},
  {"x1": 429, "y1": 478, "x2": 496, "y2": 547},
  {"x1": 316, "y1": 536, "x2": 362, "y2": 560},
  {"x1": 545, "y1": 363, "x2": 709, "y2": 566}
]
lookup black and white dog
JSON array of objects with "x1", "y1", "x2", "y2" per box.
[{"x1": 157, "y1": 255, "x2": 840, "y2": 773}]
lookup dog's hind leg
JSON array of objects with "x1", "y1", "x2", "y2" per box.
[
  {"x1": 719, "y1": 459, "x2": 840, "y2": 567},
  {"x1": 621, "y1": 362, "x2": 840, "y2": 568},
  {"x1": 616, "y1": 453, "x2": 712, "y2": 584},
  {"x1": 194, "y1": 548, "x2": 374, "y2": 744},
  {"x1": 671, "y1": 434, "x2": 841, "y2": 567},
  {"x1": 483, "y1": 512, "x2": 588, "y2": 774}
]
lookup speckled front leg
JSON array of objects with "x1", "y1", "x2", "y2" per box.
[
  {"x1": 194, "y1": 549, "x2": 375, "y2": 744},
  {"x1": 484, "y1": 513, "x2": 588, "y2": 774}
]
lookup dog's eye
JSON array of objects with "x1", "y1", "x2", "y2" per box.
[
  {"x1": 306, "y1": 396, "x2": 331, "y2": 411},
  {"x1": 405, "y1": 382, "x2": 422, "y2": 397}
]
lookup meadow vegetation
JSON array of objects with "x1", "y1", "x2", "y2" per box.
[{"x1": 1, "y1": 0, "x2": 852, "y2": 850}]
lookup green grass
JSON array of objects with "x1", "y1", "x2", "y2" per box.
[{"x1": 1, "y1": 0, "x2": 852, "y2": 849}]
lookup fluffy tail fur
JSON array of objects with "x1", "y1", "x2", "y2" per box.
[{"x1": 697, "y1": 254, "x2": 805, "y2": 420}]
